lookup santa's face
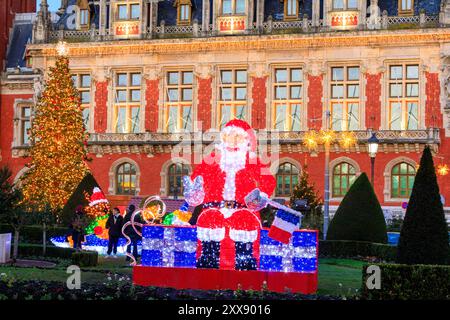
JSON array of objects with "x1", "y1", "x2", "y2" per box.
[
  {"x1": 220, "y1": 130, "x2": 248, "y2": 152},
  {"x1": 218, "y1": 127, "x2": 249, "y2": 171}
]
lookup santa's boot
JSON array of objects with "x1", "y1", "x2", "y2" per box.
[
  {"x1": 235, "y1": 242, "x2": 257, "y2": 271},
  {"x1": 196, "y1": 241, "x2": 220, "y2": 269}
]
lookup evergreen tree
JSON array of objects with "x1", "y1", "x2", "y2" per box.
[
  {"x1": 290, "y1": 165, "x2": 323, "y2": 234},
  {"x1": 327, "y1": 173, "x2": 387, "y2": 243},
  {"x1": 397, "y1": 146, "x2": 449, "y2": 265},
  {"x1": 21, "y1": 50, "x2": 89, "y2": 213}
]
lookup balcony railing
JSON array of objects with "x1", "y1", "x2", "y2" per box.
[
  {"x1": 47, "y1": 14, "x2": 442, "y2": 43},
  {"x1": 87, "y1": 129, "x2": 440, "y2": 145}
]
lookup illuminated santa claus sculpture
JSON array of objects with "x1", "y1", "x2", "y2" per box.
[{"x1": 183, "y1": 119, "x2": 275, "y2": 270}]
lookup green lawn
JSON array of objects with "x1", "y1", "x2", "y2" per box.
[
  {"x1": 0, "y1": 257, "x2": 364, "y2": 298},
  {"x1": 318, "y1": 258, "x2": 365, "y2": 297}
]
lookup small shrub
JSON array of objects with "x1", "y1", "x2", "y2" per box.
[
  {"x1": 18, "y1": 244, "x2": 76, "y2": 259},
  {"x1": 361, "y1": 263, "x2": 450, "y2": 300},
  {"x1": 71, "y1": 250, "x2": 98, "y2": 267}
]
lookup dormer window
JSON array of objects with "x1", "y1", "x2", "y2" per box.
[
  {"x1": 332, "y1": 0, "x2": 358, "y2": 10},
  {"x1": 117, "y1": 2, "x2": 140, "y2": 21},
  {"x1": 175, "y1": 0, "x2": 192, "y2": 25},
  {"x1": 222, "y1": 0, "x2": 246, "y2": 15},
  {"x1": 398, "y1": 0, "x2": 414, "y2": 16},
  {"x1": 284, "y1": 0, "x2": 299, "y2": 20}
]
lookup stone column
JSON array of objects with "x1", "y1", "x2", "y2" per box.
[
  {"x1": 256, "y1": 0, "x2": 264, "y2": 29},
  {"x1": 312, "y1": 0, "x2": 320, "y2": 27},
  {"x1": 202, "y1": 0, "x2": 210, "y2": 34}
]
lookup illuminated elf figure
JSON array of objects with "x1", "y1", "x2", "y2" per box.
[{"x1": 183, "y1": 119, "x2": 275, "y2": 270}]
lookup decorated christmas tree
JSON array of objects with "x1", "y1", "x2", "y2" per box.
[
  {"x1": 290, "y1": 164, "x2": 323, "y2": 234},
  {"x1": 21, "y1": 44, "x2": 89, "y2": 214}
]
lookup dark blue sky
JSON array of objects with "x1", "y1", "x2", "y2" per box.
[{"x1": 36, "y1": 0, "x2": 60, "y2": 12}]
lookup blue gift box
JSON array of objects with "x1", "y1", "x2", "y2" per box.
[
  {"x1": 141, "y1": 226, "x2": 197, "y2": 268},
  {"x1": 259, "y1": 229, "x2": 317, "y2": 273}
]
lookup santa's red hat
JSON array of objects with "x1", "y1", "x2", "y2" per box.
[
  {"x1": 223, "y1": 119, "x2": 257, "y2": 158},
  {"x1": 89, "y1": 187, "x2": 109, "y2": 207}
]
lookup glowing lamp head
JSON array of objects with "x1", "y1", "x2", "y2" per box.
[
  {"x1": 56, "y1": 41, "x2": 68, "y2": 56},
  {"x1": 437, "y1": 164, "x2": 449, "y2": 176},
  {"x1": 367, "y1": 132, "x2": 379, "y2": 158}
]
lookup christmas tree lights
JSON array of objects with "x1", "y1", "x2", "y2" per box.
[{"x1": 21, "y1": 47, "x2": 88, "y2": 212}]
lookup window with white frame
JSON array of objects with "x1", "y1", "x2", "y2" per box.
[
  {"x1": 273, "y1": 67, "x2": 303, "y2": 131},
  {"x1": 72, "y1": 73, "x2": 91, "y2": 131},
  {"x1": 165, "y1": 70, "x2": 193, "y2": 132},
  {"x1": 285, "y1": 0, "x2": 299, "y2": 19},
  {"x1": 117, "y1": 1, "x2": 140, "y2": 20},
  {"x1": 113, "y1": 72, "x2": 141, "y2": 133},
  {"x1": 176, "y1": 0, "x2": 192, "y2": 25},
  {"x1": 275, "y1": 163, "x2": 300, "y2": 197},
  {"x1": 222, "y1": 0, "x2": 246, "y2": 15},
  {"x1": 332, "y1": 0, "x2": 357, "y2": 10},
  {"x1": 18, "y1": 104, "x2": 32, "y2": 145},
  {"x1": 80, "y1": 9, "x2": 89, "y2": 26},
  {"x1": 399, "y1": 0, "x2": 413, "y2": 15},
  {"x1": 218, "y1": 68, "x2": 247, "y2": 128},
  {"x1": 388, "y1": 64, "x2": 419, "y2": 130},
  {"x1": 330, "y1": 66, "x2": 360, "y2": 131}
]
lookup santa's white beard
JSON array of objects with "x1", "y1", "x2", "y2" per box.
[{"x1": 217, "y1": 142, "x2": 248, "y2": 202}]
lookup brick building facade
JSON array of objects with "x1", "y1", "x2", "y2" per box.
[{"x1": 1, "y1": 0, "x2": 450, "y2": 223}]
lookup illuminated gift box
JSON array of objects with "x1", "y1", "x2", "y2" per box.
[
  {"x1": 259, "y1": 229, "x2": 317, "y2": 273},
  {"x1": 141, "y1": 226, "x2": 197, "y2": 268},
  {"x1": 141, "y1": 225, "x2": 317, "y2": 273}
]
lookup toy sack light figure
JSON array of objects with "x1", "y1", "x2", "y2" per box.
[{"x1": 183, "y1": 119, "x2": 276, "y2": 270}]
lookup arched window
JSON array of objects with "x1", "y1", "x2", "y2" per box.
[
  {"x1": 168, "y1": 163, "x2": 190, "y2": 197},
  {"x1": 275, "y1": 163, "x2": 299, "y2": 197},
  {"x1": 332, "y1": 162, "x2": 356, "y2": 197},
  {"x1": 116, "y1": 162, "x2": 137, "y2": 195},
  {"x1": 391, "y1": 162, "x2": 416, "y2": 198}
]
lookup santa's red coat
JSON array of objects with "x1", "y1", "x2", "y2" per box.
[
  {"x1": 191, "y1": 152, "x2": 276, "y2": 205},
  {"x1": 191, "y1": 152, "x2": 276, "y2": 270}
]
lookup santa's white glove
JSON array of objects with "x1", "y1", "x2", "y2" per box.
[{"x1": 182, "y1": 175, "x2": 205, "y2": 207}]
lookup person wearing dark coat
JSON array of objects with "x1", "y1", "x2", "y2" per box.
[
  {"x1": 123, "y1": 204, "x2": 142, "y2": 261},
  {"x1": 106, "y1": 207, "x2": 124, "y2": 256},
  {"x1": 71, "y1": 205, "x2": 86, "y2": 250}
]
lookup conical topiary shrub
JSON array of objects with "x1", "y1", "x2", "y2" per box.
[
  {"x1": 397, "y1": 146, "x2": 449, "y2": 265},
  {"x1": 327, "y1": 172, "x2": 387, "y2": 243},
  {"x1": 60, "y1": 172, "x2": 101, "y2": 226}
]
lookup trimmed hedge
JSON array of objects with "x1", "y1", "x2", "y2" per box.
[
  {"x1": 18, "y1": 244, "x2": 76, "y2": 259},
  {"x1": 71, "y1": 250, "x2": 98, "y2": 267},
  {"x1": 361, "y1": 263, "x2": 450, "y2": 300},
  {"x1": 0, "y1": 224, "x2": 69, "y2": 244},
  {"x1": 319, "y1": 240, "x2": 397, "y2": 262}
]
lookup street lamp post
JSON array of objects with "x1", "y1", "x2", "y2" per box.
[
  {"x1": 368, "y1": 132, "x2": 380, "y2": 186},
  {"x1": 323, "y1": 111, "x2": 331, "y2": 240}
]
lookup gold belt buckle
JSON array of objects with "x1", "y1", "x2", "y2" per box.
[{"x1": 224, "y1": 201, "x2": 233, "y2": 209}]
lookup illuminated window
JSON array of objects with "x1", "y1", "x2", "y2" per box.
[
  {"x1": 273, "y1": 67, "x2": 303, "y2": 131},
  {"x1": 391, "y1": 162, "x2": 415, "y2": 198},
  {"x1": 165, "y1": 71, "x2": 193, "y2": 132},
  {"x1": 175, "y1": 1, "x2": 192, "y2": 25},
  {"x1": 72, "y1": 73, "x2": 91, "y2": 131},
  {"x1": 116, "y1": 162, "x2": 137, "y2": 195},
  {"x1": 332, "y1": 0, "x2": 357, "y2": 10},
  {"x1": 222, "y1": 0, "x2": 245, "y2": 15},
  {"x1": 276, "y1": 163, "x2": 299, "y2": 197},
  {"x1": 330, "y1": 66, "x2": 360, "y2": 131},
  {"x1": 117, "y1": 2, "x2": 140, "y2": 20},
  {"x1": 218, "y1": 68, "x2": 247, "y2": 128},
  {"x1": 284, "y1": 0, "x2": 298, "y2": 19},
  {"x1": 19, "y1": 105, "x2": 32, "y2": 145},
  {"x1": 168, "y1": 163, "x2": 190, "y2": 197},
  {"x1": 332, "y1": 162, "x2": 356, "y2": 197},
  {"x1": 399, "y1": 0, "x2": 414, "y2": 15},
  {"x1": 113, "y1": 72, "x2": 141, "y2": 133},
  {"x1": 388, "y1": 64, "x2": 419, "y2": 130}
]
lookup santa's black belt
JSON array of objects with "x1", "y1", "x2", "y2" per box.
[{"x1": 203, "y1": 201, "x2": 246, "y2": 209}]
